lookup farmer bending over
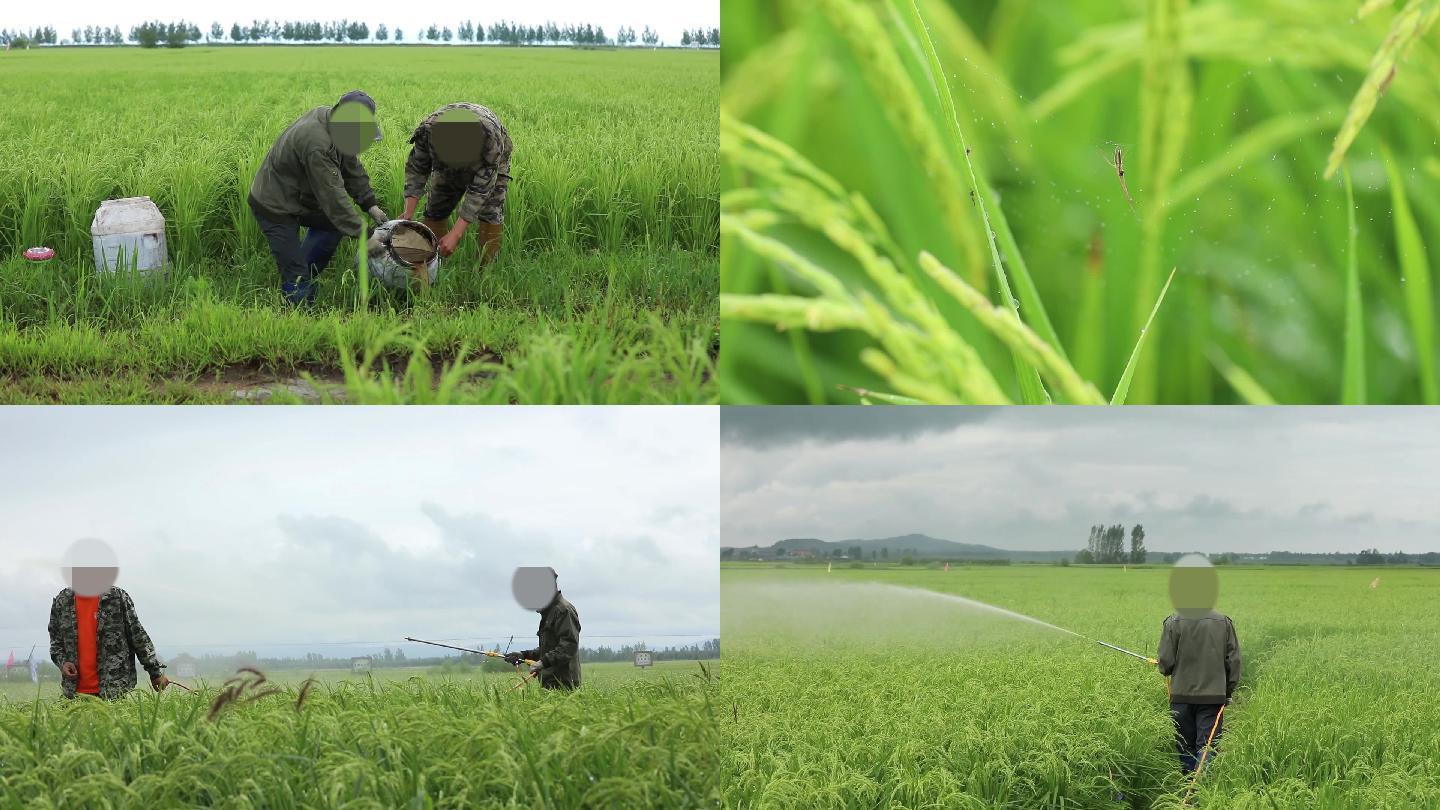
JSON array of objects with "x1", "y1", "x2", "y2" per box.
[
  {"x1": 1157, "y1": 556, "x2": 1242, "y2": 774},
  {"x1": 504, "y1": 567, "x2": 581, "y2": 690},
  {"x1": 400, "y1": 102, "x2": 513, "y2": 268},
  {"x1": 248, "y1": 90, "x2": 389, "y2": 304},
  {"x1": 48, "y1": 538, "x2": 169, "y2": 699}
]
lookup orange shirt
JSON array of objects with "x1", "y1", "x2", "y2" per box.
[{"x1": 75, "y1": 594, "x2": 100, "y2": 695}]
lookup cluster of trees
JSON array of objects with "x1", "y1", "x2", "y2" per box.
[
  {"x1": 225, "y1": 21, "x2": 374, "y2": 43},
  {"x1": 614, "y1": 26, "x2": 662, "y2": 46},
  {"x1": 130, "y1": 21, "x2": 202, "y2": 48},
  {"x1": 680, "y1": 28, "x2": 721, "y2": 46},
  {"x1": 0, "y1": 27, "x2": 58, "y2": 46},
  {"x1": 1354, "y1": 548, "x2": 1424, "y2": 565},
  {"x1": 1076, "y1": 524, "x2": 1146, "y2": 564},
  {"x1": 25, "y1": 19, "x2": 711, "y2": 47},
  {"x1": 71, "y1": 26, "x2": 126, "y2": 45}
]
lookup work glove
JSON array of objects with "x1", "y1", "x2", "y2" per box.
[
  {"x1": 503, "y1": 653, "x2": 524, "y2": 666},
  {"x1": 367, "y1": 205, "x2": 388, "y2": 225}
]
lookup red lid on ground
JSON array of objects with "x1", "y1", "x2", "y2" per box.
[{"x1": 23, "y1": 246, "x2": 55, "y2": 261}]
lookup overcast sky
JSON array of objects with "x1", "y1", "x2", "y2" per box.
[
  {"x1": 2, "y1": 0, "x2": 716, "y2": 44},
  {"x1": 0, "y1": 407, "x2": 717, "y2": 661},
  {"x1": 723, "y1": 407, "x2": 1440, "y2": 554}
]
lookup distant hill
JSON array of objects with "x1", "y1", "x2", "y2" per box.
[{"x1": 726, "y1": 533, "x2": 1073, "y2": 561}]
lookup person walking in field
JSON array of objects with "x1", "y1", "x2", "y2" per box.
[
  {"x1": 248, "y1": 90, "x2": 390, "y2": 304},
  {"x1": 48, "y1": 539, "x2": 169, "y2": 700},
  {"x1": 505, "y1": 567, "x2": 581, "y2": 690},
  {"x1": 399, "y1": 102, "x2": 513, "y2": 268},
  {"x1": 1157, "y1": 556, "x2": 1242, "y2": 774}
]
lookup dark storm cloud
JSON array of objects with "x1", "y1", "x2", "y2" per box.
[{"x1": 721, "y1": 406, "x2": 997, "y2": 448}]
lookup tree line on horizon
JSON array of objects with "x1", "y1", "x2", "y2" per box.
[
  {"x1": 0, "y1": 20, "x2": 719, "y2": 48},
  {"x1": 1076, "y1": 524, "x2": 1146, "y2": 564}
]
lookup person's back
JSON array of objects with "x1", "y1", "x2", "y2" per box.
[
  {"x1": 1158, "y1": 558, "x2": 1242, "y2": 774},
  {"x1": 1158, "y1": 609, "x2": 1241, "y2": 704}
]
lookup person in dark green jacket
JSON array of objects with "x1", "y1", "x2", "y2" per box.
[
  {"x1": 1157, "y1": 560, "x2": 1242, "y2": 773},
  {"x1": 248, "y1": 90, "x2": 389, "y2": 304},
  {"x1": 505, "y1": 568, "x2": 581, "y2": 690}
]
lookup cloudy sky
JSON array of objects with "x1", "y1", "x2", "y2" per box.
[
  {"x1": 723, "y1": 407, "x2": 1440, "y2": 554},
  {"x1": 0, "y1": 407, "x2": 717, "y2": 661},
  {"x1": 3, "y1": 0, "x2": 715, "y2": 45}
]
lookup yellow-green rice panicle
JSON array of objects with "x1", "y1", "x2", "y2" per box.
[
  {"x1": 1325, "y1": 0, "x2": 1440, "y2": 179},
  {"x1": 812, "y1": 0, "x2": 985, "y2": 285}
]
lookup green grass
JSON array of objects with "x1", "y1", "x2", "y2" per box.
[
  {"x1": 0, "y1": 46, "x2": 718, "y2": 403},
  {"x1": 721, "y1": 564, "x2": 1440, "y2": 808},
  {"x1": 0, "y1": 661, "x2": 718, "y2": 808},
  {"x1": 721, "y1": 0, "x2": 1440, "y2": 403}
]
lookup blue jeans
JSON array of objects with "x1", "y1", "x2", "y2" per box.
[
  {"x1": 1171, "y1": 702, "x2": 1224, "y2": 773},
  {"x1": 253, "y1": 213, "x2": 343, "y2": 305}
]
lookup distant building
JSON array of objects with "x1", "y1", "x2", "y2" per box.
[
  {"x1": 170, "y1": 653, "x2": 198, "y2": 679},
  {"x1": 351, "y1": 656, "x2": 372, "y2": 673}
]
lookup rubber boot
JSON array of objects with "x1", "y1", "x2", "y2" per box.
[
  {"x1": 476, "y1": 222, "x2": 503, "y2": 266},
  {"x1": 420, "y1": 217, "x2": 449, "y2": 243}
]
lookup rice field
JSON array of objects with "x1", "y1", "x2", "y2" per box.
[
  {"x1": 721, "y1": 563, "x2": 1440, "y2": 808},
  {"x1": 721, "y1": 0, "x2": 1440, "y2": 404},
  {"x1": 0, "y1": 660, "x2": 719, "y2": 807},
  {"x1": 0, "y1": 46, "x2": 718, "y2": 403}
]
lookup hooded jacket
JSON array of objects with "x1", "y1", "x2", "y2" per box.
[
  {"x1": 1157, "y1": 610, "x2": 1242, "y2": 704},
  {"x1": 248, "y1": 105, "x2": 379, "y2": 235},
  {"x1": 48, "y1": 587, "x2": 164, "y2": 700},
  {"x1": 520, "y1": 591, "x2": 581, "y2": 689}
]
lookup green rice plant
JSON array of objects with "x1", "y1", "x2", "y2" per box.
[
  {"x1": 721, "y1": 564, "x2": 1440, "y2": 808},
  {"x1": 1342, "y1": 166, "x2": 1367, "y2": 404},
  {"x1": 721, "y1": 111, "x2": 1173, "y2": 405},
  {"x1": 722, "y1": 0, "x2": 1440, "y2": 403},
  {"x1": 0, "y1": 661, "x2": 719, "y2": 808},
  {"x1": 1381, "y1": 144, "x2": 1437, "y2": 402}
]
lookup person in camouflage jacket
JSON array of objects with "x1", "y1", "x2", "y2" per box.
[
  {"x1": 49, "y1": 586, "x2": 168, "y2": 700},
  {"x1": 399, "y1": 102, "x2": 513, "y2": 268},
  {"x1": 506, "y1": 589, "x2": 581, "y2": 690}
]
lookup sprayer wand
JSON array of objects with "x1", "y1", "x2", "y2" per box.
[
  {"x1": 1093, "y1": 639, "x2": 1158, "y2": 665},
  {"x1": 403, "y1": 636, "x2": 538, "y2": 667}
]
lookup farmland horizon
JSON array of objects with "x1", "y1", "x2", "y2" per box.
[
  {"x1": 0, "y1": 0, "x2": 717, "y2": 48},
  {"x1": 719, "y1": 531, "x2": 1440, "y2": 563}
]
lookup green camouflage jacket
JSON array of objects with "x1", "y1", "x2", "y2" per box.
[
  {"x1": 48, "y1": 587, "x2": 165, "y2": 700},
  {"x1": 403, "y1": 102, "x2": 513, "y2": 224},
  {"x1": 1157, "y1": 610, "x2": 1242, "y2": 704},
  {"x1": 248, "y1": 105, "x2": 379, "y2": 236},
  {"x1": 521, "y1": 592, "x2": 581, "y2": 689}
]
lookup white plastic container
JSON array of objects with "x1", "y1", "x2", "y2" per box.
[{"x1": 91, "y1": 196, "x2": 167, "y2": 273}]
